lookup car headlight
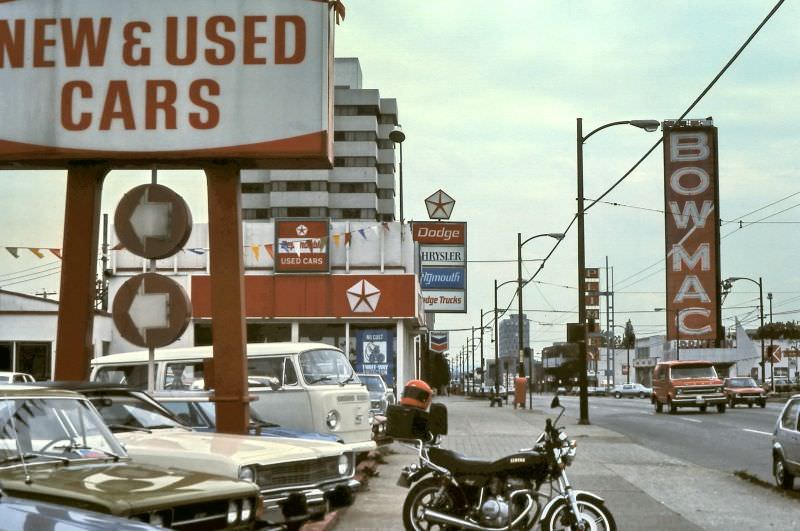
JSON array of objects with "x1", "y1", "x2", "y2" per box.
[
  {"x1": 716, "y1": 387, "x2": 722, "y2": 393},
  {"x1": 241, "y1": 498, "x2": 253, "y2": 521},
  {"x1": 227, "y1": 501, "x2": 240, "y2": 524},
  {"x1": 736, "y1": 393, "x2": 741, "y2": 398},
  {"x1": 326, "y1": 409, "x2": 340, "y2": 430},
  {"x1": 238, "y1": 466, "x2": 256, "y2": 482},
  {"x1": 338, "y1": 454, "x2": 351, "y2": 475},
  {"x1": 368, "y1": 410, "x2": 375, "y2": 425},
  {"x1": 676, "y1": 389, "x2": 683, "y2": 395}
]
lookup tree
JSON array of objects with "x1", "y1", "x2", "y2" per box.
[
  {"x1": 622, "y1": 320, "x2": 635, "y2": 384},
  {"x1": 755, "y1": 321, "x2": 800, "y2": 341}
]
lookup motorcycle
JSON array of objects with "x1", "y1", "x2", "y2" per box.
[{"x1": 392, "y1": 395, "x2": 616, "y2": 531}]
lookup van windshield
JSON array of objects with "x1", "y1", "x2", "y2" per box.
[
  {"x1": 299, "y1": 349, "x2": 354, "y2": 385},
  {"x1": 670, "y1": 365, "x2": 717, "y2": 379}
]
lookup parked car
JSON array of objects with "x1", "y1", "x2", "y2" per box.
[
  {"x1": 611, "y1": 383, "x2": 652, "y2": 399},
  {"x1": 0, "y1": 384, "x2": 260, "y2": 529},
  {"x1": 357, "y1": 373, "x2": 396, "y2": 413},
  {"x1": 44, "y1": 383, "x2": 358, "y2": 527},
  {"x1": 651, "y1": 360, "x2": 726, "y2": 413},
  {"x1": 155, "y1": 390, "x2": 343, "y2": 443},
  {"x1": 772, "y1": 394, "x2": 800, "y2": 489},
  {"x1": 763, "y1": 377, "x2": 792, "y2": 392},
  {"x1": 90, "y1": 342, "x2": 375, "y2": 454},
  {"x1": 587, "y1": 386, "x2": 607, "y2": 396},
  {"x1": 724, "y1": 377, "x2": 766, "y2": 408},
  {"x1": 0, "y1": 490, "x2": 160, "y2": 531},
  {"x1": 0, "y1": 372, "x2": 34, "y2": 384},
  {"x1": 556, "y1": 386, "x2": 568, "y2": 396}
]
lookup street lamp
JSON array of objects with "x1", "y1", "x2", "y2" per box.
[
  {"x1": 389, "y1": 125, "x2": 406, "y2": 224},
  {"x1": 654, "y1": 307, "x2": 686, "y2": 361},
  {"x1": 723, "y1": 276, "x2": 766, "y2": 387},
  {"x1": 493, "y1": 279, "x2": 517, "y2": 407},
  {"x1": 576, "y1": 118, "x2": 660, "y2": 425}
]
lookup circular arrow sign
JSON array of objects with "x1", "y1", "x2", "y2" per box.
[
  {"x1": 112, "y1": 273, "x2": 192, "y2": 348},
  {"x1": 114, "y1": 184, "x2": 192, "y2": 259}
]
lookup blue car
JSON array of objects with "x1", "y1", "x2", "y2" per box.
[
  {"x1": 0, "y1": 490, "x2": 159, "y2": 531},
  {"x1": 155, "y1": 392, "x2": 344, "y2": 443}
]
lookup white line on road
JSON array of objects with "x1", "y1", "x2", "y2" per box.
[
  {"x1": 743, "y1": 428, "x2": 771, "y2": 436},
  {"x1": 680, "y1": 417, "x2": 702, "y2": 423}
]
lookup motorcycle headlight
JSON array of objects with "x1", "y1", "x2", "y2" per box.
[
  {"x1": 241, "y1": 498, "x2": 253, "y2": 521},
  {"x1": 227, "y1": 501, "x2": 240, "y2": 524},
  {"x1": 238, "y1": 466, "x2": 256, "y2": 483},
  {"x1": 338, "y1": 454, "x2": 351, "y2": 475},
  {"x1": 326, "y1": 410, "x2": 340, "y2": 430}
]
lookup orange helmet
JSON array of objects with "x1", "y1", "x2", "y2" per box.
[{"x1": 400, "y1": 379, "x2": 433, "y2": 410}]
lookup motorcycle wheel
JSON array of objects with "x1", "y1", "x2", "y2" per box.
[
  {"x1": 402, "y1": 477, "x2": 462, "y2": 531},
  {"x1": 541, "y1": 494, "x2": 617, "y2": 531}
]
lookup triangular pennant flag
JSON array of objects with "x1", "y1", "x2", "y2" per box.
[
  {"x1": 317, "y1": 236, "x2": 328, "y2": 251},
  {"x1": 293, "y1": 241, "x2": 302, "y2": 257},
  {"x1": 48, "y1": 248, "x2": 62, "y2": 259},
  {"x1": 187, "y1": 248, "x2": 206, "y2": 255},
  {"x1": 28, "y1": 248, "x2": 44, "y2": 258},
  {"x1": 358, "y1": 228, "x2": 367, "y2": 240},
  {"x1": 250, "y1": 244, "x2": 261, "y2": 262},
  {"x1": 5, "y1": 247, "x2": 19, "y2": 258},
  {"x1": 332, "y1": 234, "x2": 341, "y2": 247},
  {"x1": 370, "y1": 225, "x2": 379, "y2": 235},
  {"x1": 265, "y1": 244, "x2": 274, "y2": 259},
  {"x1": 344, "y1": 232, "x2": 352, "y2": 246},
  {"x1": 111, "y1": 243, "x2": 124, "y2": 250},
  {"x1": 382, "y1": 222, "x2": 390, "y2": 232}
]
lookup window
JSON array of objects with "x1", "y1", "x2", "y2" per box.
[
  {"x1": 300, "y1": 323, "x2": 345, "y2": 349},
  {"x1": 781, "y1": 399, "x2": 800, "y2": 431},
  {"x1": 242, "y1": 208, "x2": 271, "y2": 220},
  {"x1": 377, "y1": 189, "x2": 394, "y2": 199},
  {"x1": 377, "y1": 139, "x2": 393, "y2": 149},
  {"x1": 94, "y1": 365, "x2": 149, "y2": 389},
  {"x1": 334, "y1": 131, "x2": 376, "y2": 142},
  {"x1": 242, "y1": 183, "x2": 269, "y2": 193},
  {"x1": 287, "y1": 207, "x2": 310, "y2": 217},
  {"x1": 334, "y1": 105, "x2": 378, "y2": 117},
  {"x1": 377, "y1": 164, "x2": 395, "y2": 173},
  {"x1": 162, "y1": 402, "x2": 211, "y2": 429},
  {"x1": 164, "y1": 362, "x2": 204, "y2": 390},
  {"x1": 334, "y1": 157, "x2": 375, "y2": 167},
  {"x1": 0, "y1": 343, "x2": 11, "y2": 372},
  {"x1": 248, "y1": 357, "x2": 287, "y2": 389},
  {"x1": 16, "y1": 342, "x2": 51, "y2": 381},
  {"x1": 342, "y1": 209, "x2": 361, "y2": 219}
]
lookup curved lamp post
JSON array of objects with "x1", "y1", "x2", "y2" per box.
[
  {"x1": 577, "y1": 118, "x2": 660, "y2": 425},
  {"x1": 493, "y1": 279, "x2": 518, "y2": 407},
  {"x1": 389, "y1": 125, "x2": 406, "y2": 224},
  {"x1": 723, "y1": 276, "x2": 765, "y2": 387}
]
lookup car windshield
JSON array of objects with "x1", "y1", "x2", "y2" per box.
[
  {"x1": 727, "y1": 378, "x2": 757, "y2": 387},
  {"x1": 88, "y1": 392, "x2": 185, "y2": 430},
  {"x1": 670, "y1": 365, "x2": 717, "y2": 379},
  {"x1": 0, "y1": 397, "x2": 124, "y2": 463},
  {"x1": 299, "y1": 349, "x2": 355, "y2": 385},
  {"x1": 360, "y1": 375, "x2": 384, "y2": 393}
]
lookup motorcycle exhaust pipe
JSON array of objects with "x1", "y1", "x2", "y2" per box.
[{"x1": 421, "y1": 493, "x2": 534, "y2": 531}]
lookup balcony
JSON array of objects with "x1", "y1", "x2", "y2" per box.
[
  {"x1": 269, "y1": 191, "x2": 329, "y2": 207},
  {"x1": 329, "y1": 193, "x2": 377, "y2": 209},
  {"x1": 334, "y1": 115, "x2": 378, "y2": 133}
]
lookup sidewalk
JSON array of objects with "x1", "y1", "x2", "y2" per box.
[{"x1": 335, "y1": 395, "x2": 800, "y2": 530}]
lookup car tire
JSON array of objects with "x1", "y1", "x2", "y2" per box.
[
  {"x1": 774, "y1": 456, "x2": 795, "y2": 490},
  {"x1": 748, "y1": 403, "x2": 753, "y2": 408},
  {"x1": 728, "y1": 397, "x2": 735, "y2": 408},
  {"x1": 638, "y1": 392, "x2": 645, "y2": 399},
  {"x1": 667, "y1": 399, "x2": 677, "y2": 414},
  {"x1": 699, "y1": 405, "x2": 707, "y2": 413},
  {"x1": 654, "y1": 400, "x2": 663, "y2": 413},
  {"x1": 717, "y1": 403, "x2": 726, "y2": 413},
  {"x1": 614, "y1": 392, "x2": 622, "y2": 399},
  {"x1": 760, "y1": 401, "x2": 766, "y2": 408}
]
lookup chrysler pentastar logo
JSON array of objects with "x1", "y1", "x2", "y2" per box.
[
  {"x1": 295, "y1": 224, "x2": 308, "y2": 236},
  {"x1": 346, "y1": 280, "x2": 381, "y2": 313}
]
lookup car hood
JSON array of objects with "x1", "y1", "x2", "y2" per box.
[
  {"x1": 728, "y1": 386, "x2": 764, "y2": 393},
  {"x1": 260, "y1": 427, "x2": 342, "y2": 443},
  {"x1": 117, "y1": 429, "x2": 344, "y2": 469},
  {"x1": 0, "y1": 460, "x2": 256, "y2": 516}
]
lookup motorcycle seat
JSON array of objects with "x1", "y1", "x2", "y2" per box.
[{"x1": 428, "y1": 447, "x2": 531, "y2": 476}]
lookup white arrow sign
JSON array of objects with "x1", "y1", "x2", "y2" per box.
[
  {"x1": 130, "y1": 189, "x2": 172, "y2": 246},
  {"x1": 129, "y1": 285, "x2": 170, "y2": 340}
]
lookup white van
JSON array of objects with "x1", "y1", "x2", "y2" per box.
[{"x1": 90, "y1": 342, "x2": 376, "y2": 454}]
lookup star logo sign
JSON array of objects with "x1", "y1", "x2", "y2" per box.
[
  {"x1": 295, "y1": 224, "x2": 309, "y2": 237},
  {"x1": 424, "y1": 189, "x2": 455, "y2": 220},
  {"x1": 346, "y1": 280, "x2": 381, "y2": 313}
]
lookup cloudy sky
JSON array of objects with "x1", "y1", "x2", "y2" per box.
[{"x1": 1, "y1": 1, "x2": 798, "y2": 355}]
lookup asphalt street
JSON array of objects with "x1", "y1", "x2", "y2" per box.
[{"x1": 555, "y1": 394, "x2": 786, "y2": 487}]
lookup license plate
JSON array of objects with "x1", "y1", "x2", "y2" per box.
[{"x1": 696, "y1": 397, "x2": 705, "y2": 404}]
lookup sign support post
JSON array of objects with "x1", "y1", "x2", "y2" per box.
[
  {"x1": 55, "y1": 165, "x2": 109, "y2": 380},
  {"x1": 206, "y1": 165, "x2": 250, "y2": 435}
]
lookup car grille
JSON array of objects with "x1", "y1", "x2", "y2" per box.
[
  {"x1": 257, "y1": 456, "x2": 342, "y2": 490},
  {"x1": 132, "y1": 499, "x2": 242, "y2": 530},
  {"x1": 337, "y1": 393, "x2": 369, "y2": 403},
  {"x1": 677, "y1": 385, "x2": 720, "y2": 396}
]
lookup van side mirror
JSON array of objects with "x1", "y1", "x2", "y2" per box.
[{"x1": 550, "y1": 396, "x2": 560, "y2": 409}]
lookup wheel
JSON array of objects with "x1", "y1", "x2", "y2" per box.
[
  {"x1": 541, "y1": 494, "x2": 617, "y2": 531},
  {"x1": 654, "y1": 400, "x2": 663, "y2": 413},
  {"x1": 760, "y1": 401, "x2": 766, "y2": 408},
  {"x1": 774, "y1": 456, "x2": 795, "y2": 490},
  {"x1": 716, "y1": 403, "x2": 726, "y2": 413},
  {"x1": 667, "y1": 399, "x2": 678, "y2": 414},
  {"x1": 748, "y1": 403, "x2": 753, "y2": 408},
  {"x1": 729, "y1": 397, "x2": 735, "y2": 408},
  {"x1": 638, "y1": 392, "x2": 645, "y2": 399},
  {"x1": 402, "y1": 477, "x2": 462, "y2": 531},
  {"x1": 614, "y1": 392, "x2": 621, "y2": 399},
  {"x1": 699, "y1": 405, "x2": 707, "y2": 413}
]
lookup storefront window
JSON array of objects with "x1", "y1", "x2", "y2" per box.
[
  {"x1": 0, "y1": 343, "x2": 11, "y2": 372},
  {"x1": 194, "y1": 322, "x2": 292, "y2": 346},
  {"x1": 16, "y1": 342, "x2": 51, "y2": 381},
  {"x1": 299, "y1": 323, "x2": 345, "y2": 350}
]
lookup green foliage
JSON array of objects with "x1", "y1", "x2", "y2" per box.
[
  {"x1": 623, "y1": 319, "x2": 636, "y2": 349},
  {"x1": 755, "y1": 321, "x2": 800, "y2": 340}
]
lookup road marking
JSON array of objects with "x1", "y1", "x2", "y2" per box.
[
  {"x1": 680, "y1": 417, "x2": 702, "y2": 423},
  {"x1": 743, "y1": 428, "x2": 771, "y2": 436}
]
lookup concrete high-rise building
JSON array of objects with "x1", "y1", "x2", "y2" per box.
[
  {"x1": 241, "y1": 58, "x2": 399, "y2": 222},
  {"x1": 499, "y1": 313, "x2": 530, "y2": 359}
]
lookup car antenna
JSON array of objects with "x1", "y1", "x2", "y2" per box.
[{"x1": 4, "y1": 395, "x2": 32, "y2": 485}]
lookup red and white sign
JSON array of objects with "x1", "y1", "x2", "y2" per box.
[
  {"x1": 424, "y1": 189, "x2": 456, "y2": 220},
  {"x1": 0, "y1": 0, "x2": 333, "y2": 168},
  {"x1": 663, "y1": 120, "x2": 721, "y2": 342},
  {"x1": 412, "y1": 222, "x2": 466, "y2": 245},
  {"x1": 765, "y1": 345, "x2": 782, "y2": 363},
  {"x1": 274, "y1": 219, "x2": 329, "y2": 273},
  {"x1": 114, "y1": 184, "x2": 192, "y2": 259}
]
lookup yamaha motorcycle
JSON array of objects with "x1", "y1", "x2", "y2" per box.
[{"x1": 394, "y1": 396, "x2": 616, "y2": 531}]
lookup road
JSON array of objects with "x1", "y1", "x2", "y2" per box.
[{"x1": 554, "y1": 394, "x2": 785, "y2": 486}]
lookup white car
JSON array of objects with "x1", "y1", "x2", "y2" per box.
[
  {"x1": 0, "y1": 371, "x2": 35, "y2": 383},
  {"x1": 52, "y1": 383, "x2": 360, "y2": 527},
  {"x1": 611, "y1": 383, "x2": 652, "y2": 399}
]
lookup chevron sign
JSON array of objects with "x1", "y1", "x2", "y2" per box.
[{"x1": 429, "y1": 332, "x2": 449, "y2": 353}]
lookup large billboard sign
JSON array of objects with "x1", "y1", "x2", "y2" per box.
[
  {"x1": 413, "y1": 221, "x2": 467, "y2": 313},
  {"x1": 663, "y1": 119, "x2": 721, "y2": 342},
  {"x1": 0, "y1": 0, "x2": 333, "y2": 168},
  {"x1": 274, "y1": 219, "x2": 329, "y2": 273}
]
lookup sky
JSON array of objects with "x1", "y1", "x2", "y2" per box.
[{"x1": 1, "y1": 1, "x2": 798, "y2": 356}]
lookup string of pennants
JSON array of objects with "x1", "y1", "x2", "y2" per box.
[{"x1": 2, "y1": 222, "x2": 392, "y2": 261}]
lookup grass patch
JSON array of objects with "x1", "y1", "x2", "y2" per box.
[{"x1": 734, "y1": 470, "x2": 800, "y2": 500}]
